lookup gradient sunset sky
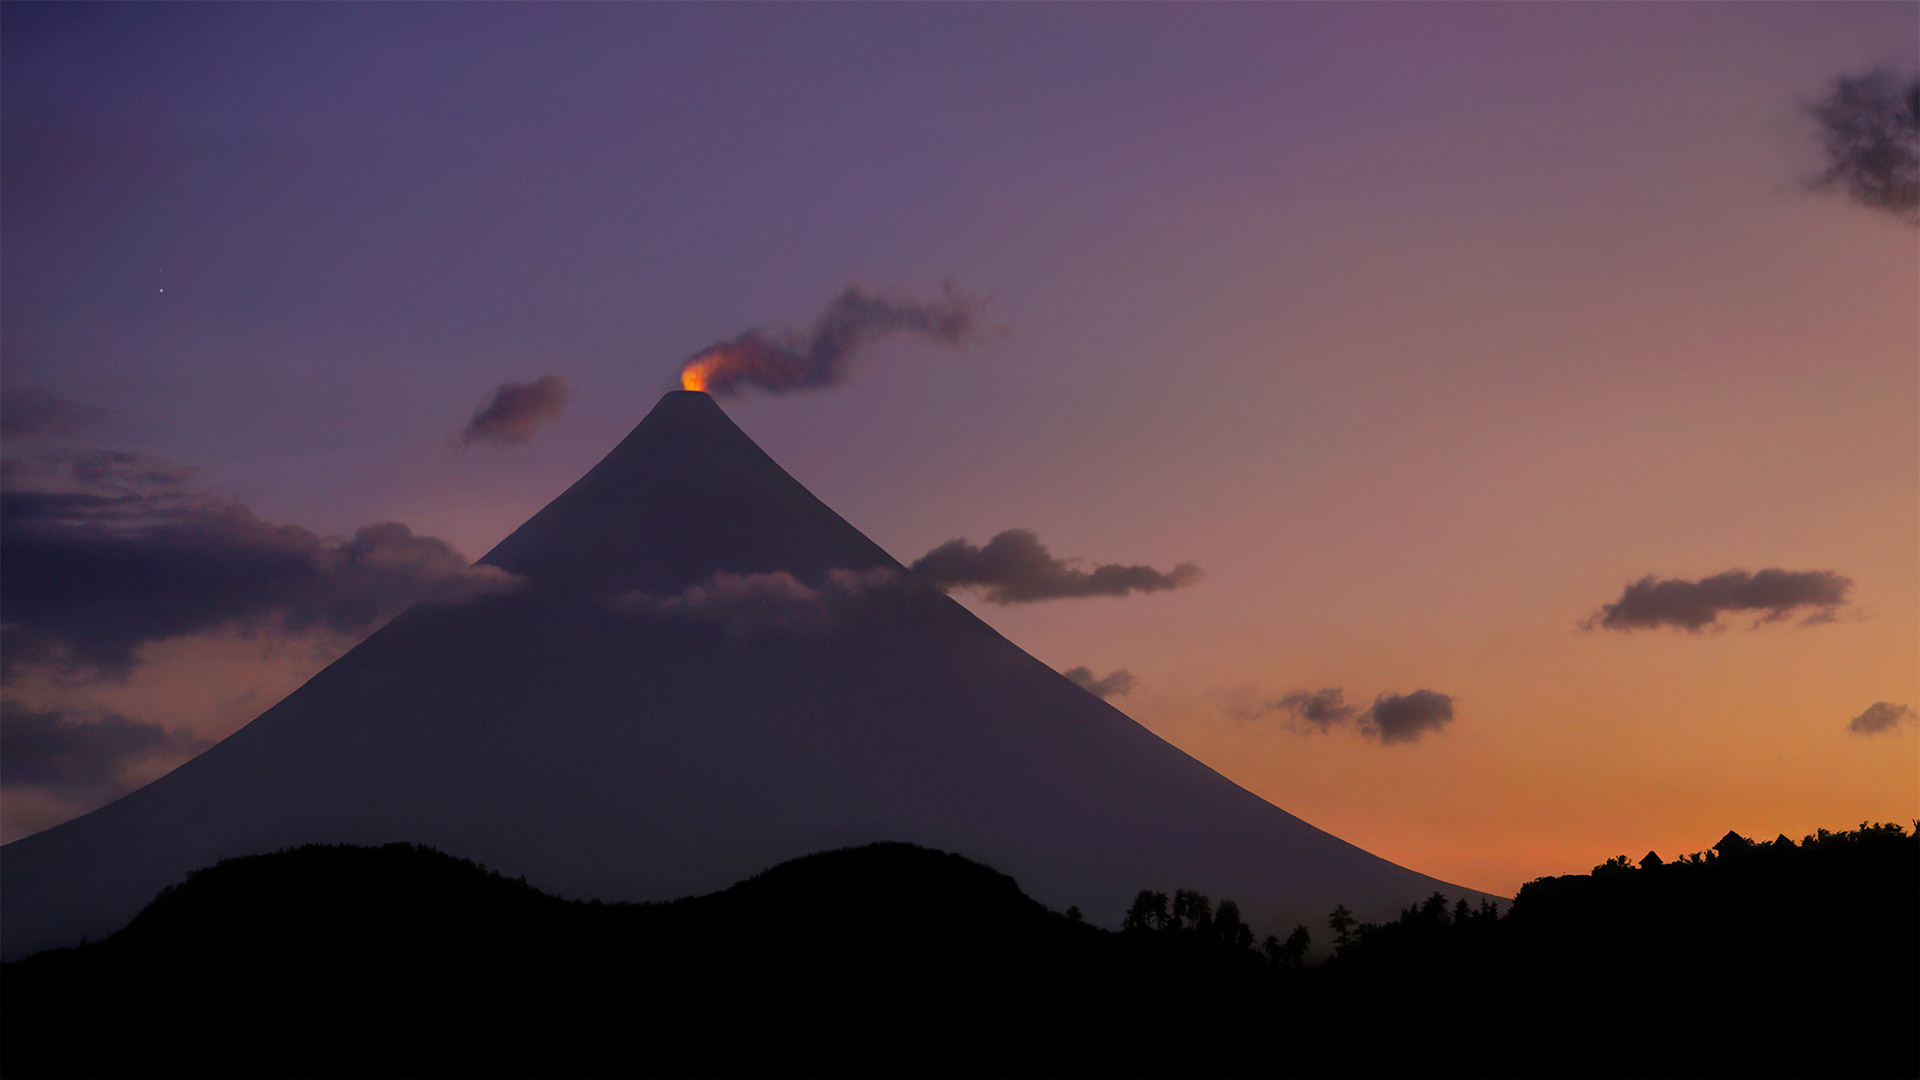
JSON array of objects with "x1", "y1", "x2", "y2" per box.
[{"x1": 3, "y1": 2, "x2": 1914, "y2": 897}]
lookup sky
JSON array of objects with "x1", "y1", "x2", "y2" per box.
[{"x1": 3, "y1": 1, "x2": 1915, "y2": 898}]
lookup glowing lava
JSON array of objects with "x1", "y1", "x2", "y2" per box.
[{"x1": 680, "y1": 355, "x2": 718, "y2": 393}]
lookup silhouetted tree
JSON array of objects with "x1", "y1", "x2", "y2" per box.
[
  {"x1": 1171, "y1": 889, "x2": 1211, "y2": 934},
  {"x1": 1282, "y1": 925, "x2": 1311, "y2": 968},
  {"x1": 1214, "y1": 899, "x2": 1253, "y2": 951},
  {"x1": 1123, "y1": 890, "x2": 1169, "y2": 933},
  {"x1": 1328, "y1": 904, "x2": 1356, "y2": 948}
]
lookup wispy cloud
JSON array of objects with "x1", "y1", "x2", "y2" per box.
[
  {"x1": 459, "y1": 374, "x2": 570, "y2": 447},
  {"x1": 612, "y1": 567, "x2": 901, "y2": 639},
  {"x1": 1, "y1": 386, "x2": 113, "y2": 439},
  {"x1": 910, "y1": 529, "x2": 1198, "y2": 604},
  {"x1": 1847, "y1": 701, "x2": 1916, "y2": 737},
  {"x1": 0, "y1": 700, "x2": 209, "y2": 794},
  {"x1": 1253, "y1": 686, "x2": 1456, "y2": 746},
  {"x1": 1065, "y1": 666, "x2": 1137, "y2": 699},
  {"x1": 1, "y1": 448, "x2": 521, "y2": 679},
  {"x1": 1581, "y1": 568, "x2": 1851, "y2": 633},
  {"x1": 1805, "y1": 68, "x2": 1919, "y2": 225},
  {"x1": 1273, "y1": 687, "x2": 1359, "y2": 732}
]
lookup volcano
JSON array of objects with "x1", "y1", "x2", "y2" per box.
[{"x1": 2, "y1": 391, "x2": 1483, "y2": 959}]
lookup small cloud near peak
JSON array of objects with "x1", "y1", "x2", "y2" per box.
[
  {"x1": 910, "y1": 528, "x2": 1198, "y2": 604},
  {"x1": 1065, "y1": 667, "x2": 1137, "y2": 699},
  {"x1": 459, "y1": 375, "x2": 570, "y2": 447}
]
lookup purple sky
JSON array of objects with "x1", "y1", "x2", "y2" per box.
[{"x1": 4, "y1": 2, "x2": 1915, "y2": 892}]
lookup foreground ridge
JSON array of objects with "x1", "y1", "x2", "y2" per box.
[{"x1": 7, "y1": 827, "x2": 1912, "y2": 1078}]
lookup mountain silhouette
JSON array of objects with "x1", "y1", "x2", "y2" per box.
[{"x1": 2, "y1": 390, "x2": 1485, "y2": 959}]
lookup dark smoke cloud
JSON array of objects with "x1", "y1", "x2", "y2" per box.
[
  {"x1": 1275, "y1": 687, "x2": 1359, "y2": 732},
  {"x1": 0, "y1": 700, "x2": 209, "y2": 793},
  {"x1": 910, "y1": 529, "x2": 1199, "y2": 604},
  {"x1": 459, "y1": 374, "x2": 570, "y2": 447},
  {"x1": 613, "y1": 568, "x2": 900, "y2": 639},
  {"x1": 1806, "y1": 68, "x2": 1920, "y2": 224},
  {"x1": 1582, "y1": 568, "x2": 1852, "y2": 633},
  {"x1": 1257, "y1": 686, "x2": 1455, "y2": 745},
  {"x1": 1362, "y1": 689, "x2": 1455, "y2": 745},
  {"x1": 1, "y1": 449, "x2": 521, "y2": 678},
  {"x1": 1, "y1": 386, "x2": 113, "y2": 438},
  {"x1": 1847, "y1": 701, "x2": 1916, "y2": 737},
  {"x1": 1065, "y1": 667, "x2": 1137, "y2": 699},
  {"x1": 680, "y1": 283, "x2": 991, "y2": 397}
]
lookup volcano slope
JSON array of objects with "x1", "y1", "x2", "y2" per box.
[{"x1": 2, "y1": 390, "x2": 1487, "y2": 960}]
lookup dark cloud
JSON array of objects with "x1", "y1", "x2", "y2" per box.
[
  {"x1": 1, "y1": 450, "x2": 521, "y2": 678},
  {"x1": 1582, "y1": 568, "x2": 1852, "y2": 633},
  {"x1": 1065, "y1": 667, "x2": 1137, "y2": 699},
  {"x1": 679, "y1": 283, "x2": 992, "y2": 397},
  {"x1": 1, "y1": 386, "x2": 113, "y2": 438},
  {"x1": 910, "y1": 529, "x2": 1199, "y2": 604},
  {"x1": 459, "y1": 374, "x2": 570, "y2": 447},
  {"x1": 1806, "y1": 68, "x2": 1920, "y2": 224},
  {"x1": 1256, "y1": 686, "x2": 1454, "y2": 745},
  {"x1": 613, "y1": 568, "x2": 900, "y2": 639},
  {"x1": 1275, "y1": 687, "x2": 1359, "y2": 732},
  {"x1": 1847, "y1": 701, "x2": 1916, "y2": 737},
  {"x1": 1362, "y1": 689, "x2": 1455, "y2": 745},
  {"x1": 0, "y1": 700, "x2": 209, "y2": 793}
]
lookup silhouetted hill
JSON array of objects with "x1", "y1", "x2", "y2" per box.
[
  {"x1": 5, "y1": 827, "x2": 1915, "y2": 1078},
  {"x1": 3, "y1": 842, "x2": 1188, "y2": 1078}
]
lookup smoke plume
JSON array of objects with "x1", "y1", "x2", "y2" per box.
[
  {"x1": 1582, "y1": 568, "x2": 1851, "y2": 633},
  {"x1": 459, "y1": 375, "x2": 570, "y2": 447},
  {"x1": 1806, "y1": 68, "x2": 1919, "y2": 224},
  {"x1": 910, "y1": 528, "x2": 1198, "y2": 604},
  {"x1": 679, "y1": 284, "x2": 991, "y2": 397}
]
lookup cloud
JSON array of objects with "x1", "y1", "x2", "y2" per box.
[
  {"x1": 1255, "y1": 686, "x2": 1455, "y2": 745},
  {"x1": 1805, "y1": 68, "x2": 1920, "y2": 224},
  {"x1": 1, "y1": 449, "x2": 521, "y2": 678},
  {"x1": 1065, "y1": 667, "x2": 1137, "y2": 699},
  {"x1": 613, "y1": 567, "x2": 901, "y2": 639},
  {"x1": 0, "y1": 700, "x2": 209, "y2": 793},
  {"x1": 909, "y1": 529, "x2": 1199, "y2": 604},
  {"x1": 1, "y1": 386, "x2": 113, "y2": 438},
  {"x1": 1362, "y1": 689, "x2": 1455, "y2": 745},
  {"x1": 1274, "y1": 687, "x2": 1359, "y2": 732},
  {"x1": 1847, "y1": 701, "x2": 1917, "y2": 737},
  {"x1": 1581, "y1": 568, "x2": 1851, "y2": 633},
  {"x1": 679, "y1": 283, "x2": 993, "y2": 397},
  {"x1": 459, "y1": 374, "x2": 570, "y2": 447}
]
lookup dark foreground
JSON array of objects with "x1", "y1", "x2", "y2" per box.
[{"x1": 5, "y1": 825, "x2": 1915, "y2": 1078}]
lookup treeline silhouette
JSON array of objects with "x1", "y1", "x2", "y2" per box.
[{"x1": 4, "y1": 825, "x2": 1914, "y2": 1077}]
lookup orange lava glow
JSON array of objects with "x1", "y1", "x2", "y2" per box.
[{"x1": 680, "y1": 364, "x2": 708, "y2": 393}]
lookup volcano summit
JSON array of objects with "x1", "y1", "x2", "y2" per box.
[{"x1": 2, "y1": 391, "x2": 1482, "y2": 958}]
